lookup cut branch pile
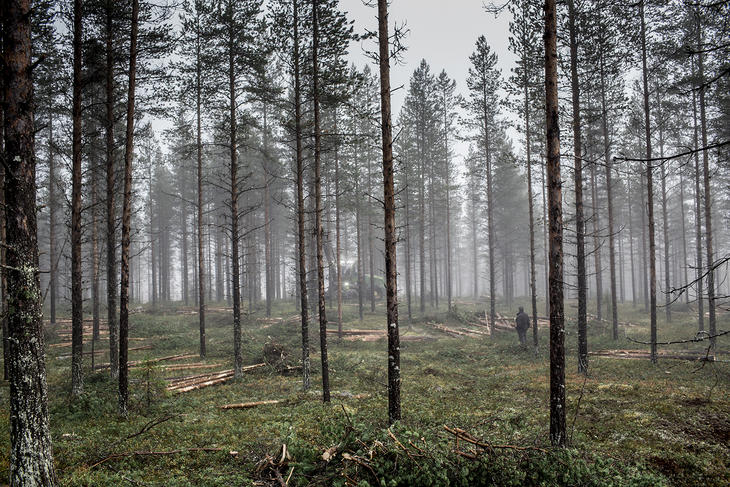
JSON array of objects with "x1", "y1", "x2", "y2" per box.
[
  {"x1": 166, "y1": 363, "x2": 265, "y2": 393},
  {"x1": 255, "y1": 443, "x2": 293, "y2": 487},
  {"x1": 443, "y1": 425, "x2": 548, "y2": 459}
]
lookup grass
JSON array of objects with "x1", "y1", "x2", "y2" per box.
[{"x1": 0, "y1": 297, "x2": 728, "y2": 486}]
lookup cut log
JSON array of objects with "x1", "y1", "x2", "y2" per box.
[{"x1": 220, "y1": 399, "x2": 281, "y2": 410}]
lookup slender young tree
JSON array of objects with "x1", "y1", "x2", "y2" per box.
[
  {"x1": 544, "y1": 0, "x2": 566, "y2": 447},
  {"x1": 2, "y1": 0, "x2": 58, "y2": 482},
  {"x1": 466, "y1": 36, "x2": 500, "y2": 335}
]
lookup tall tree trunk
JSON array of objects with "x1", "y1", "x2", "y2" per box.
[
  {"x1": 483, "y1": 98, "x2": 496, "y2": 335},
  {"x1": 71, "y1": 0, "x2": 84, "y2": 397},
  {"x1": 355, "y1": 152, "x2": 364, "y2": 321},
  {"x1": 471, "y1": 193, "x2": 478, "y2": 299},
  {"x1": 419, "y1": 137, "x2": 426, "y2": 313},
  {"x1": 229, "y1": 69, "x2": 242, "y2": 378},
  {"x1": 92, "y1": 152, "x2": 100, "y2": 345},
  {"x1": 678, "y1": 169, "x2": 689, "y2": 305},
  {"x1": 2, "y1": 0, "x2": 58, "y2": 481},
  {"x1": 544, "y1": 0, "x2": 565, "y2": 447},
  {"x1": 312, "y1": 0, "x2": 329, "y2": 403},
  {"x1": 149, "y1": 166, "x2": 157, "y2": 308},
  {"x1": 568, "y1": 0, "x2": 587, "y2": 372},
  {"x1": 377, "y1": 0, "x2": 400, "y2": 424},
  {"x1": 367, "y1": 155, "x2": 376, "y2": 312},
  {"x1": 118, "y1": 0, "x2": 139, "y2": 416},
  {"x1": 524, "y1": 38, "x2": 538, "y2": 354},
  {"x1": 640, "y1": 171, "x2": 648, "y2": 311},
  {"x1": 542, "y1": 158, "x2": 549, "y2": 317},
  {"x1": 445, "y1": 142, "x2": 452, "y2": 313},
  {"x1": 264, "y1": 106, "x2": 273, "y2": 318},
  {"x1": 696, "y1": 15, "x2": 716, "y2": 347},
  {"x1": 599, "y1": 52, "x2": 618, "y2": 340},
  {"x1": 628, "y1": 179, "x2": 637, "y2": 306},
  {"x1": 181, "y1": 205, "x2": 189, "y2": 306},
  {"x1": 590, "y1": 160, "x2": 602, "y2": 320},
  {"x1": 656, "y1": 88, "x2": 671, "y2": 322},
  {"x1": 0, "y1": 34, "x2": 6, "y2": 381},
  {"x1": 293, "y1": 0, "x2": 310, "y2": 389},
  {"x1": 640, "y1": 0, "x2": 658, "y2": 363},
  {"x1": 404, "y1": 164, "x2": 412, "y2": 322},
  {"x1": 691, "y1": 68, "x2": 704, "y2": 331},
  {"x1": 48, "y1": 117, "x2": 56, "y2": 326},
  {"x1": 196, "y1": 18, "x2": 206, "y2": 358},
  {"x1": 105, "y1": 0, "x2": 119, "y2": 380},
  {"x1": 334, "y1": 111, "x2": 343, "y2": 338}
]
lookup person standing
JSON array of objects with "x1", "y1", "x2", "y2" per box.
[{"x1": 515, "y1": 306, "x2": 530, "y2": 347}]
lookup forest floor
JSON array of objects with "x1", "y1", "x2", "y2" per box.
[{"x1": 0, "y1": 298, "x2": 729, "y2": 486}]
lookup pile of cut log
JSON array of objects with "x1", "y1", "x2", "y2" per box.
[{"x1": 166, "y1": 363, "x2": 265, "y2": 393}]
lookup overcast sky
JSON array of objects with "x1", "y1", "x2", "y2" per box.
[{"x1": 343, "y1": 0, "x2": 518, "y2": 158}]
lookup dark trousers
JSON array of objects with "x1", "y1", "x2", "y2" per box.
[{"x1": 517, "y1": 327, "x2": 527, "y2": 346}]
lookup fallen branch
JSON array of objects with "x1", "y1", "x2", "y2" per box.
[
  {"x1": 107, "y1": 414, "x2": 178, "y2": 451},
  {"x1": 443, "y1": 425, "x2": 548, "y2": 454},
  {"x1": 220, "y1": 399, "x2": 282, "y2": 410},
  {"x1": 626, "y1": 330, "x2": 729, "y2": 345},
  {"x1": 589, "y1": 350, "x2": 715, "y2": 361}
]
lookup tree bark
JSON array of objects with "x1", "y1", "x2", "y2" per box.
[
  {"x1": 229, "y1": 55, "x2": 242, "y2": 379},
  {"x1": 293, "y1": 0, "x2": 310, "y2": 390},
  {"x1": 119, "y1": 0, "x2": 139, "y2": 416},
  {"x1": 71, "y1": 0, "x2": 84, "y2": 396},
  {"x1": 377, "y1": 0, "x2": 401, "y2": 425},
  {"x1": 196, "y1": 12, "x2": 206, "y2": 357},
  {"x1": 2, "y1": 0, "x2": 58, "y2": 481},
  {"x1": 312, "y1": 0, "x2": 330, "y2": 403},
  {"x1": 544, "y1": 0, "x2": 566, "y2": 447},
  {"x1": 105, "y1": 0, "x2": 119, "y2": 380}
]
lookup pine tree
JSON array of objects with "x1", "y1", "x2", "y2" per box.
[{"x1": 466, "y1": 36, "x2": 500, "y2": 335}]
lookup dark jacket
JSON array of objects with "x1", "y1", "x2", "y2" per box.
[{"x1": 516, "y1": 311, "x2": 530, "y2": 331}]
